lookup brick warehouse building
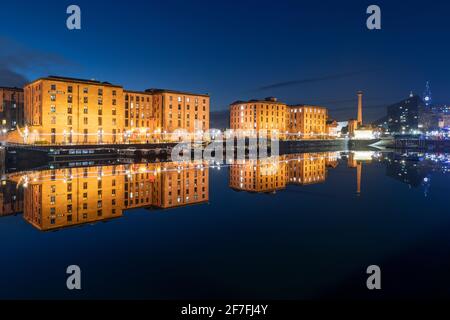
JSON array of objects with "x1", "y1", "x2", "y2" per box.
[
  {"x1": 229, "y1": 97, "x2": 330, "y2": 140},
  {"x1": 9, "y1": 76, "x2": 209, "y2": 144}
]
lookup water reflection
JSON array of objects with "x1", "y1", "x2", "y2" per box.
[
  {"x1": 1, "y1": 151, "x2": 450, "y2": 231},
  {"x1": 4, "y1": 162, "x2": 209, "y2": 231},
  {"x1": 229, "y1": 152, "x2": 338, "y2": 193}
]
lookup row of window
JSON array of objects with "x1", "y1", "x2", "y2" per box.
[{"x1": 51, "y1": 84, "x2": 117, "y2": 97}]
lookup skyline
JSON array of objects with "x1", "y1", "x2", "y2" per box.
[{"x1": 2, "y1": 1, "x2": 450, "y2": 122}]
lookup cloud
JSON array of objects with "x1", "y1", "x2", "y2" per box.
[
  {"x1": 0, "y1": 68, "x2": 28, "y2": 87},
  {"x1": 257, "y1": 70, "x2": 372, "y2": 91},
  {"x1": 0, "y1": 37, "x2": 72, "y2": 87}
]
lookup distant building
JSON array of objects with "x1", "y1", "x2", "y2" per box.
[
  {"x1": 287, "y1": 105, "x2": 328, "y2": 139},
  {"x1": 423, "y1": 81, "x2": 432, "y2": 107},
  {"x1": 229, "y1": 97, "x2": 287, "y2": 139},
  {"x1": 387, "y1": 95, "x2": 437, "y2": 134},
  {"x1": 0, "y1": 87, "x2": 24, "y2": 132},
  {"x1": 326, "y1": 120, "x2": 339, "y2": 137},
  {"x1": 229, "y1": 97, "x2": 330, "y2": 140}
]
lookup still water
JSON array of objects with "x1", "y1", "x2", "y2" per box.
[{"x1": 1, "y1": 151, "x2": 450, "y2": 299}]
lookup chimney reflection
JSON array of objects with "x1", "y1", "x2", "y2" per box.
[
  {"x1": 348, "y1": 151, "x2": 374, "y2": 196},
  {"x1": 6, "y1": 162, "x2": 209, "y2": 231}
]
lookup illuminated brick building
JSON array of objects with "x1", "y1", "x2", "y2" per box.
[
  {"x1": 14, "y1": 76, "x2": 210, "y2": 144},
  {"x1": 146, "y1": 89, "x2": 210, "y2": 141},
  {"x1": 229, "y1": 97, "x2": 288, "y2": 139},
  {"x1": 10, "y1": 162, "x2": 209, "y2": 231},
  {"x1": 229, "y1": 97, "x2": 330, "y2": 140},
  {"x1": 123, "y1": 90, "x2": 159, "y2": 143},
  {"x1": 23, "y1": 76, "x2": 124, "y2": 144},
  {"x1": 0, "y1": 87, "x2": 24, "y2": 132},
  {"x1": 287, "y1": 105, "x2": 328, "y2": 139}
]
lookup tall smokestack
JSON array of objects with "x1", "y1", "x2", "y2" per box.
[{"x1": 357, "y1": 91, "x2": 363, "y2": 125}]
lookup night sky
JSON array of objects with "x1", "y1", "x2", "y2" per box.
[{"x1": 1, "y1": 0, "x2": 450, "y2": 122}]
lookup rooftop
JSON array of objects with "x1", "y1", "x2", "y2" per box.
[
  {"x1": 230, "y1": 97, "x2": 284, "y2": 105},
  {"x1": 145, "y1": 88, "x2": 209, "y2": 97},
  {"x1": 29, "y1": 76, "x2": 123, "y2": 88},
  {"x1": 0, "y1": 86, "x2": 24, "y2": 91},
  {"x1": 288, "y1": 104, "x2": 326, "y2": 109}
]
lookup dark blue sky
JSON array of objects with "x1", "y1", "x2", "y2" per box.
[{"x1": 1, "y1": 0, "x2": 450, "y2": 121}]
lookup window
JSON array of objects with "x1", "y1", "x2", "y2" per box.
[
  {"x1": 98, "y1": 89, "x2": 103, "y2": 96},
  {"x1": 67, "y1": 116, "x2": 72, "y2": 125},
  {"x1": 84, "y1": 106, "x2": 88, "y2": 114},
  {"x1": 68, "y1": 86, "x2": 73, "y2": 93},
  {"x1": 84, "y1": 97, "x2": 88, "y2": 103},
  {"x1": 50, "y1": 94, "x2": 56, "y2": 101},
  {"x1": 83, "y1": 88, "x2": 88, "y2": 94},
  {"x1": 83, "y1": 117, "x2": 88, "y2": 125},
  {"x1": 51, "y1": 84, "x2": 56, "y2": 90}
]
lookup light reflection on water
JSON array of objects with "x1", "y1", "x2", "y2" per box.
[{"x1": 1, "y1": 151, "x2": 450, "y2": 299}]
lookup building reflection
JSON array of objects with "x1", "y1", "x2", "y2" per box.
[
  {"x1": 229, "y1": 152, "x2": 339, "y2": 193},
  {"x1": 384, "y1": 152, "x2": 450, "y2": 196},
  {"x1": 347, "y1": 151, "x2": 374, "y2": 195},
  {"x1": 6, "y1": 150, "x2": 450, "y2": 231},
  {"x1": 5, "y1": 161, "x2": 209, "y2": 231},
  {"x1": 0, "y1": 180, "x2": 23, "y2": 217}
]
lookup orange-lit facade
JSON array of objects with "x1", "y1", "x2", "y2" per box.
[
  {"x1": 15, "y1": 76, "x2": 210, "y2": 145},
  {"x1": 287, "y1": 105, "x2": 328, "y2": 139},
  {"x1": 23, "y1": 77, "x2": 124, "y2": 144},
  {"x1": 229, "y1": 98, "x2": 288, "y2": 139},
  {"x1": 10, "y1": 162, "x2": 209, "y2": 231},
  {"x1": 147, "y1": 89, "x2": 210, "y2": 141},
  {"x1": 229, "y1": 97, "x2": 330, "y2": 140},
  {"x1": 123, "y1": 90, "x2": 159, "y2": 143}
]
